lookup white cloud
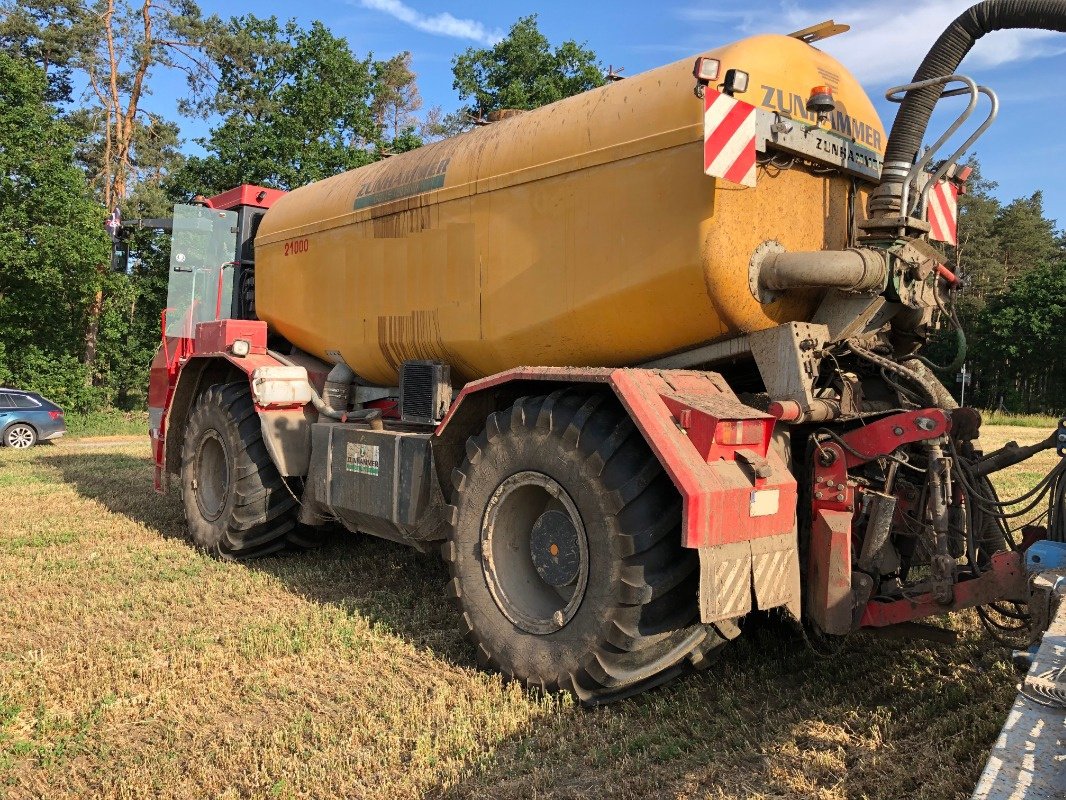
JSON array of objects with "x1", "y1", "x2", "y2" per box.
[
  {"x1": 791, "y1": 1, "x2": 1066, "y2": 84},
  {"x1": 358, "y1": 0, "x2": 503, "y2": 45},
  {"x1": 674, "y1": 1, "x2": 1066, "y2": 84}
]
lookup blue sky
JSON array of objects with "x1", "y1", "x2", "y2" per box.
[{"x1": 144, "y1": 0, "x2": 1066, "y2": 226}]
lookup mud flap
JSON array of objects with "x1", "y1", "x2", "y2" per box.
[
  {"x1": 698, "y1": 531, "x2": 801, "y2": 623},
  {"x1": 808, "y1": 508, "x2": 854, "y2": 635}
]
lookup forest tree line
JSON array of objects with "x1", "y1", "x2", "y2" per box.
[{"x1": 0, "y1": 1, "x2": 1062, "y2": 414}]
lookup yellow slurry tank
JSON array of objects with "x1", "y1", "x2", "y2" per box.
[{"x1": 254, "y1": 34, "x2": 885, "y2": 386}]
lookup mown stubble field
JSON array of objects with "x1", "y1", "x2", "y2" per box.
[{"x1": 0, "y1": 425, "x2": 1058, "y2": 799}]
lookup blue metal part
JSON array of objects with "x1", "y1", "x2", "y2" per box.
[
  {"x1": 1026, "y1": 540, "x2": 1066, "y2": 573},
  {"x1": 973, "y1": 560, "x2": 1066, "y2": 800}
]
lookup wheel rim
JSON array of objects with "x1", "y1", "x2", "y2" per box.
[
  {"x1": 481, "y1": 471, "x2": 589, "y2": 635},
  {"x1": 6, "y1": 425, "x2": 34, "y2": 449},
  {"x1": 194, "y1": 429, "x2": 231, "y2": 521}
]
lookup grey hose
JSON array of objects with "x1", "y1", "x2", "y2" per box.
[
  {"x1": 882, "y1": 1, "x2": 1066, "y2": 185},
  {"x1": 848, "y1": 342, "x2": 942, "y2": 408},
  {"x1": 900, "y1": 358, "x2": 960, "y2": 410}
]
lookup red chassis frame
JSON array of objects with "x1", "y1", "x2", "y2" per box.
[{"x1": 807, "y1": 408, "x2": 1029, "y2": 635}]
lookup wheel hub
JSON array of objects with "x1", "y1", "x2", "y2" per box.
[
  {"x1": 481, "y1": 471, "x2": 589, "y2": 635},
  {"x1": 194, "y1": 429, "x2": 231, "y2": 522},
  {"x1": 7, "y1": 426, "x2": 33, "y2": 448},
  {"x1": 530, "y1": 510, "x2": 582, "y2": 587}
]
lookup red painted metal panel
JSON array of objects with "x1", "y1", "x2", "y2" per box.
[
  {"x1": 860, "y1": 551, "x2": 1028, "y2": 627},
  {"x1": 148, "y1": 342, "x2": 176, "y2": 491},
  {"x1": 150, "y1": 315, "x2": 286, "y2": 492},
  {"x1": 194, "y1": 319, "x2": 268, "y2": 354},
  {"x1": 204, "y1": 184, "x2": 286, "y2": 211},
  {"x1": 836, "y1": 409, "x2": 950, "y2": 468},
  {"x1": 811, "y1": 442, "x2": 855, "y2": 513},
  {"x1": 437, "y1": 366, "x2": 615, "y2": 431},
  {"x1": 808, "y1": 507, "x2": 854, "y2": 635}
]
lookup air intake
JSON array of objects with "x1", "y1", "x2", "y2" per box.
[{"x1": 399, "y1": 361, "x2": 452, "y2": 425}]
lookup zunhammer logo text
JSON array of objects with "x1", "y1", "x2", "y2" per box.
[
  {"x1": 759, "y1": 85, "x2": 882, "y2": 151},
  {"x1": 814, "y1": 135, "x2": 883, "y2": 175}
]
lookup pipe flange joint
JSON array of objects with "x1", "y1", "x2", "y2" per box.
[{"x1": 749, "y1": 239, "x2": 786, "y2": 304}]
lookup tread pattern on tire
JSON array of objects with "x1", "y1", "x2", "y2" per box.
[
  {"x1": 444, "y1": 388, "x2": 729, "y2": 705},
  {"x1": 181, "y1": 382, "x2": 301, "y2": 560}
]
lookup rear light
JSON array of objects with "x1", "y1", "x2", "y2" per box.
[
  {"x1": 716, "y1": 419, "x2": 764, "y2": 446},
  {"x1": 48, "y1": 411, "x2": 63, "y2": 420}
]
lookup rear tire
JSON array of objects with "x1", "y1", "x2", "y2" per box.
[
  {"x1": 3, "y1": 423, "x2": 37, "y2": 449},
  {"x1": 445, "y1": 389, "x2": 729, "y2": 705},
  {"x1": 181, "y1": 383, "x2": 298, "y2": 560}
]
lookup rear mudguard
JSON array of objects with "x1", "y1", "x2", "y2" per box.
[{"x1": 150, "y1": 320, "x2": 312, "y2": 489}]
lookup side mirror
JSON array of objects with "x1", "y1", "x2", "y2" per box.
[{"x1": 111, "y1": 240, "x2": 130, "y2": 273}]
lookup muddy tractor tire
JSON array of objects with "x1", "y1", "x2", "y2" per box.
[
  {"x1": 181, "y1": 383, "x2": 299, "y2": 560},
  {"x1": 445, "y1": 389, "x2": 729, "y2": 705}
]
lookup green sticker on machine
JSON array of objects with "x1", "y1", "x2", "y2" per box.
[{"x1": 346, "y1": 443, "x2": 380, "y2": 476}]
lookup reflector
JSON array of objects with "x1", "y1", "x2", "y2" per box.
[{"x1": 717, "y1": 419, "x2": 764, "y2": 446}]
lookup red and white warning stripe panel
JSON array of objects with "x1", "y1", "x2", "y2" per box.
[
  {"x1": 927, "y1": 178, "x2": 959, "y2": 246},
  {"x1": 703, "y1": 88, "x2": 757, "y2": 188}
]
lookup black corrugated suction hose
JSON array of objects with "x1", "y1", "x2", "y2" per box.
[{"x1": 882, "y1": 0, "x2": 1066, "y2": 194}]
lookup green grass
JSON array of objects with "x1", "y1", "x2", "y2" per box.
[
  {"x1": 0, "y1": 427, "x2": 1054, "y2": 799},
  {"x1": 980, "y1": 409, "x2": 1062, "y2": 428},
  {"x1": 64, "y1": 409, "x2": 148, "y2": 438}
]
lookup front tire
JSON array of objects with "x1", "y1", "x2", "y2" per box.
[
  {"x1": 445, "y1": 389, "x2": 728, "y2": 705},
  {"x1": 181, "y1": 383, "x2": 298, "y2": 559}
]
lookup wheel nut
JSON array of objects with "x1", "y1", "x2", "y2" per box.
[
  {"x1": 836, "y1": 493, "x2": 844, "y2": 502},
  {"x1": 553, "y1": 610, "x2": 566, "y2": 628}
]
